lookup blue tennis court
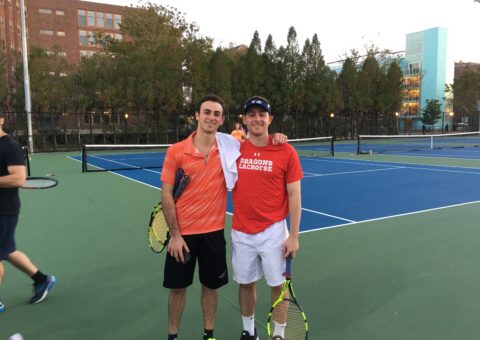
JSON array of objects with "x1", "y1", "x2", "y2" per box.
[{"x1": 71, "y1": 153, "x2": 480, "y2": 232}]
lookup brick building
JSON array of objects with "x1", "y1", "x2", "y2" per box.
[
  {"x1": 454, "y1": 62, "x2": 480, "y2": 79},
  {"x1": 0, "y1": 0, "x2": 125, "y2": 68},
  {"x1": 26, "y1": 0, "x2": 125, "y2": 65}
]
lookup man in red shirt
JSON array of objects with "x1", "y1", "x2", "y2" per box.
[{"x1": 232, "y1": 96, "x2": 303, "y2": 340}]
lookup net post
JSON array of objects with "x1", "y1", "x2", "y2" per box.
[
  {"x1": 81, "y1": 144, "x2": 86, "y2": 173},
  {"x1": 356, "y1": 135, "x2": 361, "y2": 155},
  {"x1": 330, "y1": 137, "x2": 334, "y2": 156}
]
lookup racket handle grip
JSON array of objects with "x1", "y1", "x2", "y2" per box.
[{"x1": 285, "y1": 255, "x2": 292, "y2": 278}]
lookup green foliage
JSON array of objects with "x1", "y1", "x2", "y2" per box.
[
  {"x1": 421, "y1": 99, "x2": 442, "y2": 126},
  {"x1": 5, "y1": 4, "x2": 409, "y2": 147},
  {"x1": 452, "y1": 71, "x2": 480, "y2": 122}
]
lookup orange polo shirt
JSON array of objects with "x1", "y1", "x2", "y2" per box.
[
  {"x1": 231, "y1": 129, "x2": 246, "y2": 142},
  {"x1": 161, "y1": 132, "x2": 227, "y2": 235}
]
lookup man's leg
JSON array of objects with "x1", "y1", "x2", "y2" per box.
[
  {"x1": 0, "y1": 260, "x2": 4, "y2": 285},
  {"x1": 6, "y1": 250, "x2": 37, "y2": 276},
  {"x1": 239, "y1": 282, "x2": 256, "y2": 316},
  {"x1": 239, "y1": 282, "x2": 258, "y2": 338},
  {"x1": 168, "y1": 288, "x2": 187, "y2": 335},
  {"x1": 0, "y1": 261, "x2": 4, "y2": 312},
  {"x1": 8, "y1": 250, "x2": 56, "y2": 304},
  {"x1": 271, "y1": 284, "x2": 288, "y2": 338},
  {"x1": 201, "y1": 285, "x2": 217, "y2": 330}
]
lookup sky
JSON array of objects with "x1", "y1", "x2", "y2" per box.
[{"x1": 90, "y1": 0, "x2": 480, "y2": 81}]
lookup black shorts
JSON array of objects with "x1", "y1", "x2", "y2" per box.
[
  {"x1": 0, "y1": 215, "x2": 18, "y2": 260},
  {"x1": 163, "y1": 229, "x2": 228, "y2": 289}
]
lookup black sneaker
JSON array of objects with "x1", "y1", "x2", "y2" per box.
[
  {"x1": 29, "y1": 275, "x2": 56, "y2": 304},
  {"x1": 240, "y1": 329, "x2": 259, "y2": 340}
]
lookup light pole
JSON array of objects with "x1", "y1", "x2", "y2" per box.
[
  {"x1": 329, "y1": 113, "x2": 335, "y2": 140},
  {"x1": 395, "y1": 112, "x2": 399, "y2": 134},
  {"x1": 124, "y1": 113, "x2": 129, "y2": 142},
  {"x1": 441, "y1": 111, "x2": 445, "y2": 133},
  {"x1": 448, "y1": 111, "x2": 454, "y2": 133}
]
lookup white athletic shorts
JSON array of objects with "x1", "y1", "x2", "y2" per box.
[{"x1": 231, "y1": 220, "x2": 288, "y2": 287}]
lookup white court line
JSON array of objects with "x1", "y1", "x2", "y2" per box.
[
  {"x1": 304, "y1": 167, "x2": 405, "y2": 177},
  {"x1": 304, "y1": 155, "x2": 480, "y2": 170},
  {"x1": 68, "y1": 156, "x2": 161, "y2": 189},
  {"x1": 89, "y1": 155, "x2": 161, "y2": 174},
  {"x1": 301, "y1": 199, "x2": 480, "y2": 234},
  {"x1": 301, "y1": 207, "x2": 355, "y2": 222}
]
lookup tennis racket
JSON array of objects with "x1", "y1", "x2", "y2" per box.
[
  {"x1": 22, "y1": 177, "x2": 58, "y2": 189},
  {"x1": 267, "y1": 256, "x2": 308, "y2": 340},
  {"x1": 147, "y1": 169, "x2": 189, "y2": 253}
]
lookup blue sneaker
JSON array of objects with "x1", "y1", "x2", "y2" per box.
[
  {"x1": 0, "y1": 301, "x2": 5, "y2": 312},
  {"x1": 29, "y1": 275, "x2": 56, "y2": 304}
]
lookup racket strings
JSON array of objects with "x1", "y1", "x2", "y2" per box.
[{"x1": 270, "y1": 299, "x2": 307, "y2": 339}]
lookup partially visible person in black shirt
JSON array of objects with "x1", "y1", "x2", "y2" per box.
[{"x1": 0, "y1": 112, "x2": 56, "y2": 313}]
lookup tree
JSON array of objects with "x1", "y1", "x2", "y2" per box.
[
  {"x1": 421, "y1": 99, "x2": 442, "y2": 127},
  {"x1": 452, "y1": 71, "x2": 480, "y2": 130}
]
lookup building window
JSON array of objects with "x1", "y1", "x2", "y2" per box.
[
  {"x1": 114, "y1": 14, "x2": 121, "y2": 29},
  {"x1": 78, "y1": 10, "x2": 86, "y2": 26},
  {"x1": 114, "y1": 34, "x2": 122, "y2": 41},
  {"x1": 79, "y1": 31, "x2": 87, "y2": 47},
  {"x1": 105, "y1": 13, "x2": 113, "y2": 29},
  {"x1": 38, "y1": 8, "x2": 52, "y2": 14},
  {"x1": 40, "y1": 30, "x2": 54, "y2": 35},
  {"x1": 87, "y1": 11, "x2": 95, "y2": 26},
  {"x1": 57, "y1": 31, "x2": 65, "y2": 37},
  {"x1": 58, "y1": 51, "x2": 66, "y2": 57},
  {"x1": 88, "y1": 31, "x2": 95, "y2": 46},
  {"x1": 55, "y1": 10, "x2": 64, "y2": 16},
  {"x1": 96, "y1": 12, "x2": 104, "y2": 28}
]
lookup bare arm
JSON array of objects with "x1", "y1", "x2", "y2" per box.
[
  {"x1": 0, "y1": 165, "x2": 26, "y2": 188},
  {"x1": 161, "y1": 182, "x2": 189, "y2": 262},
  {"x1": 283, "y1": 180, "x2": 301, "y2": 257}
]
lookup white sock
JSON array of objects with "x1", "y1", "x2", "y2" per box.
[
  {"x1": 242, "y1": 314, "x2": 255, "y2": 335},
  {"x1": 273, "y1": 321, "x2": 286, "y2": 338}
]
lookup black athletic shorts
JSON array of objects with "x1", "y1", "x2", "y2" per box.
[
  {"x1": 0, "y1": 215, "x2": 18, "y2": 260},
  {"x1": 163, "y1": 229, "x2": 228, "y2": 289}
]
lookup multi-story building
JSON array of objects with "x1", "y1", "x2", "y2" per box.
[
  {"x1": 0, "y1": 0, "x2": 125, "y2": 70},
  {"x1": 327, "y1": 27, "x2": 449, "y2": 133},
  {"x1": 400, "y1": 27, "x2": 448, "y2": 131},
  {"x1": 1, "y1": 0, "x2": 22, "y2": 86},
  {"x1": 454, "y1": 62, "x2": 480, "y2": 79},
  {"x1": 27, "y1": 0, "x2": 125, "y2": 65}
]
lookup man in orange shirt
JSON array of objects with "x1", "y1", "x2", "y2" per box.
[
  {"x1": 231, "y1": 123, "x2": 246, "y2": 142},
  {"x1": 231, "y1": 96, "x2": 303, "y2": 340},
  {"x1": 161, "y1": 94, "x2": 229, "y2": 340}
]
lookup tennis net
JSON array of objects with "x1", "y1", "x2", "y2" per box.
[
  {"x1": 357, "y1": 132, "x2": 480, "y2": 154},
  {"x1": 81, "y1": 144, "x2": 170, "y2": 172},
  {"x1": 82, "y1": 136, "x2": 334, "y2": 172},
  {"x1": 289, "y1": 136, "x2": 334, "y2": 157}
]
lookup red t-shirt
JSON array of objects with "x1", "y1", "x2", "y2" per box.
[
  {"x1": 161, "y1": 132, "x2": 227, "y2": 235},
  {"x1": 232, "y1": 137, "x2": 303, "y2": 234}
]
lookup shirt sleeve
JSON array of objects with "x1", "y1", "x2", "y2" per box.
[
  {"x1": 160, "y1": 145, "x2": 177, "y2": 185},
  {"x1": 285, "y1": 145, "x2": 303, "y2": 184},
  {"x1": 7, "y1": 142, "x2": 26, "y2": 166}
]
